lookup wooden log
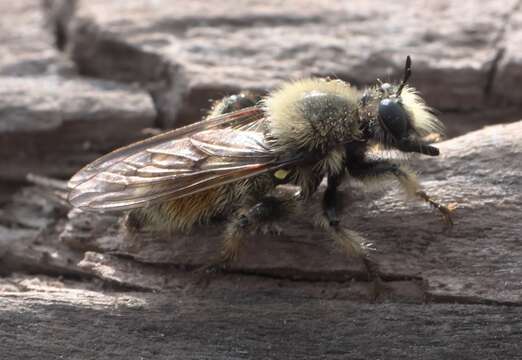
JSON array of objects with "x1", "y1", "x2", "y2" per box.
[{"x1": 57, "y1": 121, "x2": 522, "y2": 305}]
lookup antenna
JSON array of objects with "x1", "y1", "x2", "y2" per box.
[{"x1": 396, "y1": 55, "x2": 412, "y2": 97}]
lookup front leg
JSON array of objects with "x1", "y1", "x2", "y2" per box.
[{"x1": 348, "y1": 160, "x2": 455, "y2": 225}]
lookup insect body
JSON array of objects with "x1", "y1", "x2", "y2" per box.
[{"x1": 68, "y1": 57, "x2": 453, "y2": 278}]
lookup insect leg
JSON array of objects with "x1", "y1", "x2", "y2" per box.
[
  {"x1": 323, "y1": 172, "x2": 345, "y2": 226},
  {"x1": 414, "y1": 190, "x2": 456, "y2": 226},
  {"x1": 123, "y1": 209, "x2": 147, "y2": 232},
  {"x1": 209, "y1": 92, "x2": 261, "y2": 117},
  {"x1": 222, "y1": 195, "x2": 294, "y2": 263},
  {"x1": 321, "y1": 174, "x2": 380, "y2": 284},
  {"x1": 349, "y1": 160, "x2": 455, "y2": 225}
]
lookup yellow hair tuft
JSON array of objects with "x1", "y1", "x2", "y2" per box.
[{"x1": 401, "y1": 85, "x2": 444, "y2": 137}]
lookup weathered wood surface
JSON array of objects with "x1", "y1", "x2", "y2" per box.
[
  {"x1": 2, "y1": 121, "x2": 521, "y2": 305},
  {"x1": 2, "y1": 0, "x2": 522, "y2": 184},
  {"x1": 65, "y1": 121, "x2": 522, "y2": 305},
  {"x1": 1, "y1": 1, "x2": 522, "y2": 358},
  {"x1": 0, "y1": 77, "x2": 156, "y2": 181},
  {"x1": 52, "y1": 0, "x2": 522, "y2": 132},
  {"x1": 0, "y1": 1, "x2": 156, "y2": 182},
  {"x1": 0, "y1": 276, "x2": 521, "y2": 360}
]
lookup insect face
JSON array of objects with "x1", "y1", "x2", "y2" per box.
[{"x1": 360, "y1": 57, "x2": 442, "y2": 156}]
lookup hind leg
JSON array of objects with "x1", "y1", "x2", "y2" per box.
[{"x1": 202, "y1": 195, "x2": 296, "y2": 274}]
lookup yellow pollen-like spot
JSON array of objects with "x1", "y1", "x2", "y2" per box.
[{"x1": 274, "y1": 169, "x2": 289, "y2": 180}]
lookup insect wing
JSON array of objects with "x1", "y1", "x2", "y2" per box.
[
  {"x1": 68, "y1": 108, "x2": 293, "y2": 211},
  {"x1": 68, "y1": 106, "x2": 265, "y2": 189}
]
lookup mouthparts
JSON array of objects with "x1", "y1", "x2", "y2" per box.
[{"x1": 397, "y1": 138, "x2": 440, "y2": 156}]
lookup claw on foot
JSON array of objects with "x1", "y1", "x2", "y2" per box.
[
  {"x1": 371, "y1": 276, "x2": 386, "y2": 302},
  {"x1": 439, "y1": 202, "x2": 458, "y2": 226},
  {"x1": 416, "y1": 191, "x2": 457, "y2": 226},
  {"x1": 195, "y1": 259, "x2": 227, "y2": 275},
  {"x1": 260, "y1": 223, "x2": 284, "y2": 236},
  {"x1": 194, "y1": 255, "x2": 232, "y2": 286},
  {"x1": 362, "y1": 256, "x2": 384, "y2": 301}
]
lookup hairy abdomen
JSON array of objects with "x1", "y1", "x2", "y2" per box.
[{"x1": 126, "y1": 175, "x2": 274, "y2": 233}]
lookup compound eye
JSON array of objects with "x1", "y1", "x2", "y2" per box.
[{"x1": 378, "y1": 98, "x2": 409, "y2": 139}]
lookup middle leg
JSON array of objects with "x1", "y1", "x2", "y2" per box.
[{"x1": 322, "y1": 173, "x2": 379, "y2": 281}]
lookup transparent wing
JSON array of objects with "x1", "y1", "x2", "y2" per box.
[
  {"x1": 68, "y1": 106, "x2": 265, "y2": 189},
  {"x1": 68, "y1": 107, "x2": 297, "y2": 211}
]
